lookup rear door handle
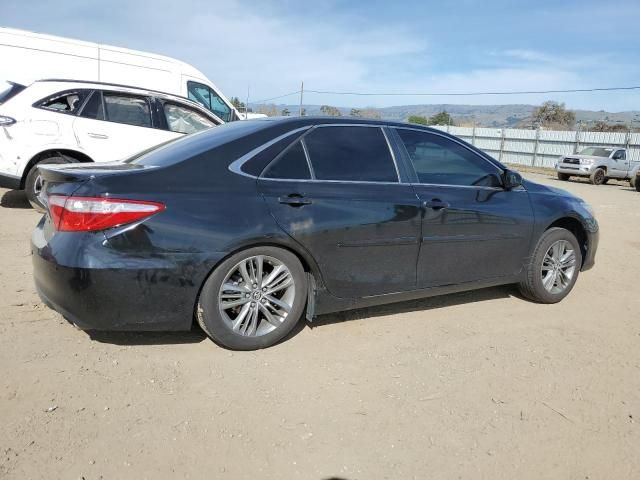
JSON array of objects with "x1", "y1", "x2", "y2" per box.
[
  {"x1": 423, "y1": 199, "x2": 450, "y2": 210},
  {"x1": 278, "y1": 194, "x2": 312, "y2": 207},
  {"x1": 87, "y1": 132, "x2": 109, "y2": 139}
]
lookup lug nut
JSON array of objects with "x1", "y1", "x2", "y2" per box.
[
  {"x1": 260, "y1": 298, "x2": 266, "y2": 304},
  {"x1": 262, "y1": 287, "x2": 267, "y2": 292},
  {"x1": 250, "y1": 302, "x2": 256, "y2": 307}
]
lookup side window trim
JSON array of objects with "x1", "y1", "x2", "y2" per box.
[
  {"x1": 392, "y1": 126, "x2": 505, "y2": 188},
  {"x1": 300, "y1": 137, "x2": 315, "y2": 179}
]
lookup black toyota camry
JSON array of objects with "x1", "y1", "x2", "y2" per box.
[{"x1": 32, "y1": 117, "x2": 599, "y2": 350}]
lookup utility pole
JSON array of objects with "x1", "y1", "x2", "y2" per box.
[
  {"x1": 299, "y1": 81, "x2": 304, "y2": 116},
  {"x1": 245, "y1": 85, "x2": 250, "y2": 118}
]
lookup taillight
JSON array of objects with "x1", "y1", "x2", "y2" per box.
[{"x1": 48, "y1": 195, "x2": 165, "y2": 232}]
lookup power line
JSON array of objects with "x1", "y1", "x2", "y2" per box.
[
  {"x1": 253, "y1": 90, "x2": 301, "y2": 104},
  {"x1": 305, "y1": 86, "x2": 640, "y2": 96}
]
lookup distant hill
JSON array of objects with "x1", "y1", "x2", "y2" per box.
[{"x1": 252, "y1": 103, "x2": 640, "y2": 128}]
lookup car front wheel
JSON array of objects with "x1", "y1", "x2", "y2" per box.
[
  {"x1": 197, "y1": 246, "x2": 307, "y2": 350},
  {"x1": 589, "y1": 167, "x2": 606, "y2": 185},
  {"x1": 518, "y1": 227, "x2": 582, "y2": 303},
  {"x1": 557, "y1": 172, "x2": 570, "y2": 181}
]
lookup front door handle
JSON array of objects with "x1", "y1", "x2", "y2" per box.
[
  {"x1": 87, "y1": 132, "x2": 109, "y2": 139},
  {"x1": 423, "y1": 199, "x2": 450, "y2": 210},
  {"x1": 278, "y1": 194, "x2": 312, "y2": 207}
]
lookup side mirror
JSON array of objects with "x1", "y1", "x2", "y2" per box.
[{"x1": 502, "y1": 169, "x2": 523, "y2": 190}]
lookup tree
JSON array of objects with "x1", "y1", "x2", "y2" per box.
[
  {"x1": 281, "y1": 108, "x2": 291, "y2": 116},
  {"x1": 230, "y1": 96, "x2": 245, "y2": 110},
  {"x1": 360, "y1": 108, "x2": 382, "y2": 120},
  {"x1": 320, "y1": 105, "x2": 342, "y2": 117},
  {"x1": 589, "y1": 121, "x2": 629, "y2": 132},
  {"x1": 408, "y1": 115, "x2": 429, "y2": 125},
  {"x1": 350, "y1": 108, "x2": 362, "y2": 117},
  {"x1": 428, "y1": 111, "x2": 453, "y2": 126},
  {"x1": 533, "y1": 101, "x2": 576, "y2": 129},
  {"x1": 256, "y1": 104, "x2": 278, "y2": 117}
]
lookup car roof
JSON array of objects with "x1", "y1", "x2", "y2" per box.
[
  {"x1": 241, "y1": 115, "x2": 443, "y2": 131},
  {"x1": 31, "y1": 79, "x2": 222, "y2": 122}
]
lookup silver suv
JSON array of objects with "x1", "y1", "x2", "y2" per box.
[{"x1": 555, "y1": 147, "x2": 638, "y2": 185}]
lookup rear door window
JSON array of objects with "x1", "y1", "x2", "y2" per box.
[
  {"x1": 103, "y1": 92, "x2": 152, "y2": 128},
  {"x1": 163, "y1": 102, "x2": 217, "y2": 134},
  {"x1": 303, "y1": 126, "x2": 398, "y2": 182}
]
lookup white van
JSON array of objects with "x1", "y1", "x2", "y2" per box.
[{"x1": 0, "y1": 27, "x2": 244, "y2": 122}]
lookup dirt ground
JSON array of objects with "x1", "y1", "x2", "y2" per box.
[{"x1": 1, "y1": 173, "x2": 638, "y2": 480}]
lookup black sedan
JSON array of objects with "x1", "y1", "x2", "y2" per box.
[{"x1": 32, "y1": 117, "x2": 599, "y2": 350}]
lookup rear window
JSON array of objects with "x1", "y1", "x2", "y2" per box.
[
  {"x1": 127, "y1": 119, "x2": 275, "y2": 167},
  {"x1": 0, "y1": 81, "x2": 26, "y2": 105}
]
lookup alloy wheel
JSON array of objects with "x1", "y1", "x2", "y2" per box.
[
  {"x1": 541, "y1": 240, "x2": 577, "y2": 294},
  {"x1": 217, "y1": 255, "x2": 295, "y2": 337}
]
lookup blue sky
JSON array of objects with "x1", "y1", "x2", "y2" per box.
[{"x1": 3, "y1": 0, "x2": 640, "y2": 111}]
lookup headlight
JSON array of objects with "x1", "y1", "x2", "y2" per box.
[{"x1": 580, "y1": 158, "x2": 593, "y2": 165}]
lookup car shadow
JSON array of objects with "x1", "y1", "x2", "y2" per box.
[
  {"x1": 1, "y1": 189, "x2": 31, "y2": 209},
  {"x1": 85, "y1": 286, "x2": 518, "y2": 347},
  {"x1": 311, "y1": 285, "x2": 517, "y2": 328},
  {"x1": 88, "y1": 329, "x2": 207, "y2": 346}
]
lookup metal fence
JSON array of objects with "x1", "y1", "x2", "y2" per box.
[{"x1": 432, "y1": 125, "x2": 640, "y2": 168}]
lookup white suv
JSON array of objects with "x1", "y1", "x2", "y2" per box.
[{"x1": 0, "y1": 79, "x2": 222, "y2": 209}]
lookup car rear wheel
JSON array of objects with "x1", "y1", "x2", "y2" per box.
[
  {"x1": 197, "y1": 246, "x2": 307, "y2": 350},
  {"x1": 557, "y1": 173, "x2": 570, "y2": 181},
  {"x1": 25, "y1": 156, "x2": 75, "y2": 211},
  {"x1": 518, "y1": 227, "x2": 582, "y2": 304},
  {"x1": 631, "y1": 175, "x2": 639, "y2": 191},
  {"x1": 589, "y1": 168, "x2": 606, "y2": 185}
]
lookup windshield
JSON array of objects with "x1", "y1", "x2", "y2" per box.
[
  {"x1": 579, "y1": 147, "x2": 613, "y2": 157},
  {"x1": 0, "y1": 80, "x2": 26, "y2": 105}
]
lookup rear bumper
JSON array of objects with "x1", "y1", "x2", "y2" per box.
[
  {"x1": 0, "y1": 171, "x2": 21, "y2": 190},
  {"x1": 31, "y1": 217, "x2": 223, "y2": 331}
]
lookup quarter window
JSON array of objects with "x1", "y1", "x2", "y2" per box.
[
  {"x1": 187, "y1": 81, "x2": 233, "y2": 122},
  {"x1": 103, "y1": 93, "x2": 152, "y2": 128},
  {"x1": 395, "y1": 128, "x2": 501, "y2": 187},
  {"x1": 304, "y1": 126, "x2": 398, "y2": 182},
  {"x1": 37, "y1": 90, "x2": 89, "y2": 114},
  {"x1": 163, "y1": 103, "x2": 217, "y2": 134},
  {"x1": 263, "y1": 141, "x2": 311, "y2": 180}
]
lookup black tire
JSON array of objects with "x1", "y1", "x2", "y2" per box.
[
  {"x1": 602, "y1": 178, "x2": 609, "y2": 184},
  {"x1": 589, "y1": 167, "x2": 606, "y2": 185},
  {"x1": 518, "y1": 227, "x2": 582, "y2": 304},
  {"x1": 557, "y1": 172, "x2": 570, "y2": 181},
  {"x1": 631, "y1": 175, "x2": 639, "y2": 191},
  {"x1": 25, "y1": 156, "x2": 75, "y2": 211},
  {"x1": 197, "y1": 246, "x2": 307, "y2": 350},
  {"x1": 635, "y1": 177, "x2": 640, "y2": 192}
]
